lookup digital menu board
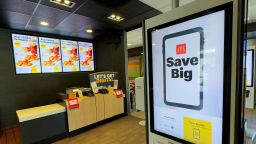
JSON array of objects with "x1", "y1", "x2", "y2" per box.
[
  {"x1": 39, "y1": 37, "x2": 62, "y2": 73},
  {"x1": 12, "y1": 34, "x2": 41, "y2": 74},
  {"x1": 246, "y1": 49, "x2": 254, "y2": 87},
  {"x1": 78, "y1": 42, "x2": 94, "y2": 71},
  {"x1": 61, "y1": 40, "x2": 79, "y2": 72},
  {"x1": 12, "y1": 34, "x2": 94, "y2": 74},
  {"x1": 148, "y1": 4, "x2": 232, "y2": 144}
]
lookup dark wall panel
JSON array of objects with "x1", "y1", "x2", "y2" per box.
[
  {"x1": 94, "y1": 31, "x2": 128, "y2": 113},
  {"x1": 0, "y1": 28, "x2": 92, "y2": 128},
  {"x1": 0, "y1": 28, "x2": 127, "y2": 128}
]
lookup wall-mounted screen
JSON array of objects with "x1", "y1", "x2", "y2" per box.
[
  {"x1": 61, "y1": 40, "x2": 79, "y2": 72},
  {"x1": 246, "y1": 49, "x2": 254, "y2": 87},
  {"x1": 78, "y1": 42, "x2": 94, "y2": 71},
  {"x1": 39, "y1": 37, "x2": 62, "y2": 73},
  {"x1": 148, "y1": 3, "x2": 232, "y2": 144},
  {"x1": 12, "y1": 33, "x2": 94, "y2": 74},
  {"x1": 12, "y1": 34, "x2": 41, "y2": 74}
]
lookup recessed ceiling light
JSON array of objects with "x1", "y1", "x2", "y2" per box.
[
  {"x1": 127, "y1": 43, "x2": 132, "y2": 46},
  {"x1": 86, "y1": 29, "x2": 93, "y2": 33},
  {"x1": 50, "y1": 0, "x2": 75, "y2": 8},
  {"x1": 111, "y1": 14, "x2": 116, "y2": 18},
  {"x1": 141, "y1": 52, "x2": 144, "y2": 55},
  {"x1": 40, "y1": 21, "x2": 48, "y2": 26},
  {"x1": 107, "y1": 13, "x2": 124, "y2": 22},
  {"x1": 64, "y1": 0, "x2": 70, "y2": 5},
  {"x1": 116, "y1": 16, "x2": 121, "y2": 20}
]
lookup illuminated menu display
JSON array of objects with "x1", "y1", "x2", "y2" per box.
[
  {"x1": 61, "y1": 40, "x2": 80, "y2": 72},
  {"x1": 39, "y1": 37, "x2": 62, "y2": 73},
  {"x1": 78, "y1": 42, "x2": 94, "y2": 71},
  {"x1": 12, "y1": 34, "x2": 41, "y2": 74},
  {"x1": 12, "y1": 34, "x2": 95, "y2": 74}
]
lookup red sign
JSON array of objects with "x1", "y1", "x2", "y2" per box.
[
  {"x1": 67, "y1": 98, "x2": 79, "y2": 109},
  {"x1": 176, "y1": 43, "x2": 186, "y2": 54},
  {"x1": 114, "y1": 89, "x2": 124, "y2": 98}
]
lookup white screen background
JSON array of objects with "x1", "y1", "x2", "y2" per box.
[{"x1": 151, "y1": 10, "x2": 225, "y2": 144}]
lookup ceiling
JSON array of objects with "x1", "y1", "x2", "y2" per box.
[
  {"x1": 127, "y1": 0, "x2": 174, "y2": 49},
  {"x1": 139, "y1": 0, "x2": 172, "y2": 13},
  {"x1": 126, "y1": 0, "x2": 195, "y2": 49},
  {"x1": 0, "y1": 0, "x2": 161, "y2": 39},
  {"x1": 127, "y1": 0, "x2": 256, "y2": 49}
]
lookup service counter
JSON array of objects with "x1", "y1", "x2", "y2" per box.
[
  {"x1": 16, "y1": 93, "x2": 125, "y2": 144},
  {"x1": 66, "y1": 93, "x2": 124, "y2": 132},
  {"x1": 16, "y1": 103, "x2": 67, "y2": 144}
]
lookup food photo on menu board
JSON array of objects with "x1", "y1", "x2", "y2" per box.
[
  {"x1": 39, "y1": 37, "x2": 62, "y2": 73},
  {"x1": 61, "y1": 40, "x2": 79, "y2": 72},
  {"x1": 12, "y1": 34, "x2": 41, "y2": 74},
  {"x1": 78, "y1": 42, "x2": 94, "y2": 71}
]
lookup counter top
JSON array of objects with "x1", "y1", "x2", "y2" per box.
[{"x1": 16, "y1": 103, "x2": 66, "y2": 122}]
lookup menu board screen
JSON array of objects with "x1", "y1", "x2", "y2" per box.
[
  {"x1": 39, "y1": 37, "x2": 62, "y2": 73},
  {"x1": 12, "y1": 34, "x2": 41, "y2": 74},
  {"x1": 61, "y1": 40, "x2": 79, "y2": 72},
  {"x1": 78, "y1": 42, "x2": 94, "y2": 71}
]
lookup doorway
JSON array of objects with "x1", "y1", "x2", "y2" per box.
[{"x1": 126, "y1": 27, "x2": 146, "y2": 121}]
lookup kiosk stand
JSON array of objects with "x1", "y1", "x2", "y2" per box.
[{"x1": 144, "y1": 0, "x2": 244, "y2": 143}]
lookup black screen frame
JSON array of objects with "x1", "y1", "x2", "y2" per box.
[{"x1": 147, "y1": 2, "x2": 233, "y2": 144}]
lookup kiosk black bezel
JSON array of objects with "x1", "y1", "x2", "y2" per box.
[{"x1": 147, "y1": 2, "x2": 233, "y2": 144}]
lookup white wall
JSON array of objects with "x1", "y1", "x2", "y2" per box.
[{"x1": 179, "y1": 0, "x2": 196, "y2": 6}]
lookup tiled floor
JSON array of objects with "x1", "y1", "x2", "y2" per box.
[
  {"x1": 130, "y1": 110, "x2": 145, "y2": 120},
  {"x1": 0, "y1": 116, "x2": 146, "y2": 144},
  {"x1": 54, "y1": 116, "x2": 146, "y2": 144}
]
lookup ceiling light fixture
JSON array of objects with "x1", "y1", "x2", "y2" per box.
[
  {"x1": 64, "y1": 0, "x2": 71, "y2": 5},
  {"x1": 141, "y1": 52, "x2": 144, "y2": 55},
  {"x1": 127, "y1": 43, "x2": 132, "y2": 46},
  {"x1": 116, "y1": 16, "x2": 121, "y2": 20},
  {"x1": 107, "y1": 13, "x2": 124, "y2": 22},
  {"x1": 40, "y1": 21, "x2": 49, "y2": 26},
  {"x1": 86, "y1": 29, "x2": 93, "y2": 33},
  {"x1": 50, "y1": 0, "x2": 76, "y2": 8},
  {"x1": 111, "y1": 14, "x2": 116, "y2": 18}
]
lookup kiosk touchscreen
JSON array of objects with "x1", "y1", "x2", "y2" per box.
[{"x1": 147, "y1": 3, "x2": 233, "y2": 144}]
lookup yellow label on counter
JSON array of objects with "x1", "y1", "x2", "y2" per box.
[{"x1": 184, "y1": 117, "x2": 212, "y2": 144}]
